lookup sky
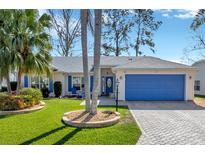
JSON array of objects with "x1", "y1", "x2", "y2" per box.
[{"x1": 40, "y1": 9, "x2": 205, "y2": 65}]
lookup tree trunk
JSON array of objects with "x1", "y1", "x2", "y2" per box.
[
  {"x1": 81, "y1": 9, "x2": 91, "y2": 112},
  {"x1": 6, "y1": 73, "x2": 12, "y2": 95},
  {"x1": 16, "y1": 67, "x2": 22, "y2": 94},
  {"x1": 91, "y1": 9, "x2": 102, "y2": 114}
]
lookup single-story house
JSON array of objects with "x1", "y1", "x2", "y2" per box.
[
  {"x1": 2, "y1": 56, "x2": 198, "y2": 101},
  {"x1": 192, "y1": 60, "x2": 205, "y2": 96}
]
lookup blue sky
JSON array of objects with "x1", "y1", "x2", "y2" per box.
[{"x1": 40, "y1": 9, "x2": 204, "y2": 65}]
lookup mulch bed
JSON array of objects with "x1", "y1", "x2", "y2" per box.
[{"x1": 66, "y1": 110, "x2": 118, "y2": 123}]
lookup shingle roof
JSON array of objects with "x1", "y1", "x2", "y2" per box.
[
  {"x1": 112, "y1": 56, "x2": 195, "y2": 70},
  {"x1": 52, "y1": 56, "x2": 195, "y2": 73},
  {"x1": 192, "y1": 59, "x2": 205, "y2": 66}
]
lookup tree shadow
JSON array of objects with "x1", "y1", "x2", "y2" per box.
[
  {"x1": 20, "y1": 126, "x2": 67, "y2": 145},
  {"x1": 0, "y1": 115, "x2": 9, "y2": 119},
  {"x1": 53, "y1": 128, "x2": 82, "y2": 145}
]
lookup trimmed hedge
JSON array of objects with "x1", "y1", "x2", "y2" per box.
[
  {"x1": 54, "y1": 81, "x2": 62, "y2": 97},
  {"x1": 41, "y1": 87, "x2": 49, "y2": 98}
]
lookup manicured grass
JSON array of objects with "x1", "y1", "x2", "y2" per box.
[{"x1": 0, "y1": 98, "x2": 141, "y2": 145}]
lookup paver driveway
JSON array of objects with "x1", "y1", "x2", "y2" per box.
[{"x1": 128, "y1": 101, "x2": 205, "y2": 145}]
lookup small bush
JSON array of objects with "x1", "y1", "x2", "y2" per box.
[
  {"x1": 54, "y1": 81, "x2": 62, "y2": 97},
  {"x1": 0, "y1": 93, "x2": 24, "y2": 111},
  {"x1": 41, "y1": 87, "x2": 50, "y2": 98},
  {"x1": 0, "y1": 92, "x2": 38, "y2": 111},
  {"x1": 20, "y1": 88, "x2": 43, "y2": 104},
  {"x1": 10, "y1": 81, "x2": 17, "y2": 91},
  {"x1": 1, "y1": 86, "x2": 7, "y2": 92}
]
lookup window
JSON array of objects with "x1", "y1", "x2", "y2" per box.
[
  {"x1": 31, "y1": 75, "x2": 49, "y2": 89},
  {"x1": 72, "y1": 76, "x2": 84, "y2": 90},
  {"x1": 194, "y1": 80, "x2": 200, "y2": 91}
]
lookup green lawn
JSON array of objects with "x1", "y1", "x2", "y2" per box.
[{"x1": 0, "y1": 98, "x2": 141, "y2": 145}]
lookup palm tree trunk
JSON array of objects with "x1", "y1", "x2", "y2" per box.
[
  {"x1": 81, "y1": 9, "x2": 91, "y2": 112},
  {"x1": 91, "y1": 9, "x2": 102, "y2": 114},
  {"x1": 6, "y1": 73, "x2": 12, "y2": 95},
  {"x1": 16, "y1": 67, "x2": 22, "y2": 94}
]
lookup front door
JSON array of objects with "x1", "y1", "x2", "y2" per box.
[{"x1": 105, "y1": 76, "x2": 113, "y2": 95}]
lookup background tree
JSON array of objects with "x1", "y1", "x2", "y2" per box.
[
  {"x1": 132, "y1": 9, "x2": 162, "y2": 56},
  {"x1": 182, "y1": 9, "x2": 205, "y2": 64},
  {"x1": 48, "y1": 10, "x2": 80, "y2": 57},
  {"x1": 91, "y1": 9, "x2": 102, "y2": 114},
  {"x1": 102, "y1": 9, "x2": 134, "y2": 56}
]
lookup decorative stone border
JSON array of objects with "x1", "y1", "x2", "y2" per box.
[
  {"x1": 0, "y1": 101, "x2": 45, "y2": 116},
  {"x1": 62, "y1": 110, "x2": 120, "y2": 128}
]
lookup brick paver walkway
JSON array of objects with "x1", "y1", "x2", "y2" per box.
[{"x1": 128, "y1": 101, "x2": 205, "y2": 145}]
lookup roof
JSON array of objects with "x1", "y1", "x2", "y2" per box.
[
  {"x1": 52, "y1": 56, "x2": 196, "y2": 73},
  {"x1": 112, "y1": 56, "x2": 196, "y2": 70},
  {"x1": 192, "y1": 59, "x2": 205, "y2": 66}
]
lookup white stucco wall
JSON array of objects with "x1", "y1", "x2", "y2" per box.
[
  {"x1": 114, "y1": 69, "x2": 197, "y2": 101},
  {"x1": 193, "y1": 62, "x2": 205, "y2": 95}
]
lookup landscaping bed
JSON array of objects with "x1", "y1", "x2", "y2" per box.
[
  {"x1": 63, "y1": 110, "x2": 120, "y2": 128},
  {"x1": 0, "y1": 88, "x2": 43, "y2": 113}
]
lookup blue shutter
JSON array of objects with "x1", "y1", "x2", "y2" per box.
[
  {"x1": 24, "y1": 75, "x2": 29, "y2": 88},
  {"x1": 68, "y1": 76, "x2": 72, "y2": 91},
  {"x1": 49, "y1": 79, "x2": 53, "y2": 92},
  {"x1": 90, "y1": 76, "x2": 93, "y2": 92}
]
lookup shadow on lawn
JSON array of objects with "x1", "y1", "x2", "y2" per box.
[
  {"x1": 20, "y1": 126, "x2": 67, "y2": 145},
  {"x1": 53, "y1": 128, "x2": 82, "y2": 145},
  {"x1": 20, "y1": 126, "x2": 82, "y2": 145}
]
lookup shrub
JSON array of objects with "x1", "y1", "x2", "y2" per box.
[
  {"x1": 0, "y1": 93, "x2": 37, "y2": 111},
  {"x1": 10, "y1": 81, "x2": 17, "y2": 91},
  {"x1": 20, "y1": 88, "x2": 43, "y2": 104},
  {"x1": 1, "y1": 86, "x2": 7, "y2": 92},
  {"x1": 41, "y1": 87, "x2": 50, "y2": 98},
  {"x1": 54, "y1": 81, "x2": 62, "y2": 97},
  {"x1": 0, "y1": 93, "x2": 24, "y2": 111}
]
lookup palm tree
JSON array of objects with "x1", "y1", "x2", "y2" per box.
[
  {"x1": 91, "y1": 10, "x2": 102, "y2": 114},
  {"x1": 0, "y1": 10, "x2": 16, "y2": 94},
  {"x1": 81, "y1": 9, "x2": 91, "y2": 111},
  {"x1": 10, "y1": 10, "x2": 52, "y2": 94}
]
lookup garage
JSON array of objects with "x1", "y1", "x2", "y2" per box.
[{"x1": 125, "y1": 74, "x2": 185, "y2": 101}]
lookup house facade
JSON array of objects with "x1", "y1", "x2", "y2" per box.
[
  {"x1": 14, "y1": 56, "x2": 197, "y2": 101},
  {"x1": 192, "y1": 60, "x2": 205, "y2": 96}
]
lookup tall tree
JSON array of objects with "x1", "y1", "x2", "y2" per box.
[
  {"x1": 102, "y1": 9, "x2": 133, "y2": 56},
  {"x1": 91, "y1": 10, "x2": 102, "y2": 114},
  {"x1": 48, "y1": 10, "x2": 80, "y2": 57},
  {"x1": 81, "y1": 9, "x2": 91, "y2": 112},
  {"x1": 10, "y1": 10, "x2": 53, "y2": 93},
  {"x1": 132, "y1": 9, "x2": 162, "y2": 56}
]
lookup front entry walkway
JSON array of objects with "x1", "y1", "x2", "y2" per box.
[{"x1": 128, "y1": 101, "x2": 205, "y2": 145}]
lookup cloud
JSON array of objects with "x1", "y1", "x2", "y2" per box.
[
  {"x1": 156, "y1": 9, "x2": 198, "y2": 19},
  {"x1": 162, "y1": 13, "x2": 169, "y2": 17},
  {"x1": 173, "y1": 9, "x2": 198, "y2": 19}
]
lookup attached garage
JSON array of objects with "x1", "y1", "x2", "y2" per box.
[
  {"x1": 125, "y1": 74, "x2": 185, "y2": 101},
  {"x1": 112, "y1": 56, "x2": 198, "y2": 101}
]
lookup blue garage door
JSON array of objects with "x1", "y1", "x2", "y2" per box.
[{"x1": 125, "y1": 74, "x2": 185, "y2": 101}]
